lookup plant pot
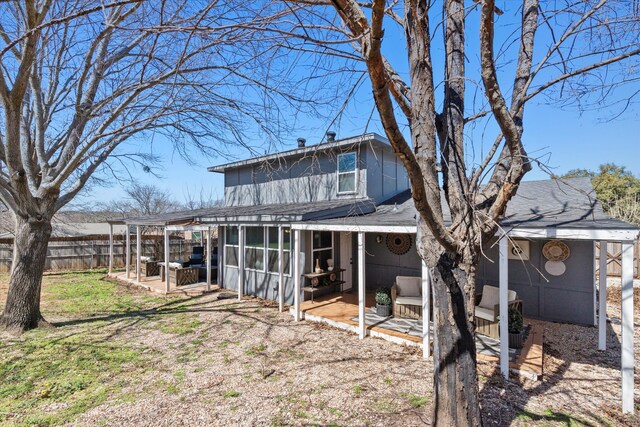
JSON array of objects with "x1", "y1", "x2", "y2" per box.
[
  {"x1": 376, "y1": 304, "x2": 391, "y2": 317},
  {"x1": 508, "y1": 331, "x2": 524, "y2": 349}
]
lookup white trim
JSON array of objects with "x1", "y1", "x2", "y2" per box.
[
  {"x1": 337, "y1": 151, "x2": 358, "y2": 195},
  {"x1": 293, "y1": 223, "x2": 417, "y2": 234},
  {"x1": 293, "y1": 229, "x2": 301, "y2": 322},
  {"x1": 224, "y1": 225, "x2": 240, "y2": 268},
  {"x1": 267, "y1": 226, "x2": 291, "y2": 277},
  {"x1": 357, "y1": 232, "x2": 366, "y2": 339},
  {"x1": 278, "y1": 226, "x2": 284, "y2": 312},
  {"x1": 218, "y1": 226, "x2": 224, "y2": 288},
  {"x1": 422, "y1": 260, "x2": 431, "y2": 359},
  {"x1": 206, "y1": 227, "x2": 212, "y2": 292},
  {"x1": 125, "y1": 227, "x2": 131, "y2": 279},
  {"x1": 238, "y1": 225, "x2": 245, "y2": 300},
  {"x1": 165, "y1": 225, "x2": 212, "y2": 231},
  {"x1": 499, "y1": 237, "x2": 509, "y2": 379},
  {"x1": 136, "y1": 226, "x2": 141, "y2": 283},
  {"x1": 108, "y1": 223, "x2": 114, "y2": 274},
  {"x1": 164, "y1": 228, "x2": 170, "y2": 292},
  {"x1": 621, "y1": 240, "x2": 635, "y2": 414},
  {"x1": 598, "y1": 241, "x2": 608, "y2": 351},
  {"x1": 506, "y1": 227, "x2": 639, "y2": 241}
]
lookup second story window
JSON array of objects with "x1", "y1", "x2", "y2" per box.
[{"x1": 337, "y1": 152, "x2": 357, "y2": 194}]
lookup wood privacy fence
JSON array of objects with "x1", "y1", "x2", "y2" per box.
[
  {"x1": 595, "y1": 241, "x2": 640, "y2": 279},
  {"x1": 0, "y1": 235, "x2": 213, "y2": 273}
]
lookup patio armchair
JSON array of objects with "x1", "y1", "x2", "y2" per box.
[
  {"x1": 474, "y1": 285, "x2": 523, "y2": 338},
  {"x1": 391, "y1": 276, "x2": 422, "y2": 319}
]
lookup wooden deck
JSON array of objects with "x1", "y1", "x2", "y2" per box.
[
  {"x1": 108, "y1": 271, "x2": 218, "y2": 296},
  {"x1": 298, "y1": 292, "x2": 543, "y2": 380}
]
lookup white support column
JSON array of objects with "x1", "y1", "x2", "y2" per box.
[
  {"x1": 237, "y1": 225, "x2": 245, "y2": 301},
  {"x1": 293, "y1": 229, "x2": 301, "y2": 321},
  {"x1": 206, "y1": 227, "x2": 212, "y2": 292},
  {"x1": 164, "y1": 227, "x2": 170, "y2": 292},
  {"x1": 125, "y1": 226, "x2": 131, "y2": 279},
  {"x1": 136, "y1": 225, "x2": 141, "y2": 283},
  {"x1": 108, "y1": 223, "x2": 114, "y2": 274},
  {"x1": 499, "y1": 236, "x2": 509, "y2": 378},
  {"x1": 218, "y1": 226, "x2": 224, "y2": 288},
  {"x1": 422, "y1": 260, "x2": 431, "y2": 359},
  {"x1": 621, "y1": 240, "x2": 635, "y2": 414},
  {"x1": 598, "y1": 241, "x2": 608, "y2": 350},
  {"x1": 278, "y1": 226, "x2": 284, "y2": 312},
  {"x1": 358, "y1": 232, "x2": 366, "y2": 339}
]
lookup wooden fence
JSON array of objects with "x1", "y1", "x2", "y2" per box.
[
  {"x1": 0, "y1": 235, "x2": 214, "y2": 272},
  {"x1": 595, "y1": 241, "x2": 640, "y2": 279}
]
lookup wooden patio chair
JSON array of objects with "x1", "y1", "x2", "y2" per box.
[
  {"x1": 391, "y1": 276, "x2": 422, "y2": 319},
  {"x1": 474, "y1": 285, "x2": 523, "y2": 338}
]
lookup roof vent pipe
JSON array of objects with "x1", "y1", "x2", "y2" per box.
[
  {"x1": 297, "y1": 137, "x2": 306, "y2": 148},
  {"x1": 326, "y1": 131, "x2": 336, "y2": 142}
]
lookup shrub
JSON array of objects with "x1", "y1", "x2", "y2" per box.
[
  {"x1": 508, "y1": 307, "x2": 523, "y2": 334},
  {"x1": 375, "y1": 288, "x2": 391, "y2": 306}
]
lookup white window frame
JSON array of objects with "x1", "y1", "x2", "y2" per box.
[
  {"x1": 311, "y1": 231, "x2": 334, "y2": 270},
  {"x1": 337, "y1": 152, "x2": 358, "y2": 195},
  {"x1": 267, "y1": 227, "x2": 292, "y2": 277},
  {"x1": 244, "y1": 226, "x2": 266, "y2": 272},
  {"x1": 224, "y1": 226, "x2": 239, "y2": 268}
]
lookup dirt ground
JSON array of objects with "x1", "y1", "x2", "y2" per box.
[{"x1": 1, "y1": 273, "x2": 639, "y2": 426}]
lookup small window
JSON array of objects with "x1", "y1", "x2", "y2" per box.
[
  {"x1": 245, "y1": 226, "x2": 265, "y2": 271},
  {"x1": 267, "y1": 227, "x2": 291, "y2": 275},
  {"x1": 312, "y1": 231, "x2": 333, "y2": 271},
  {"x1": 225, "y1": 226, "x2": 239, "y2": 267},
  {"x1": 337, "y1": 152, "x2": 357, "y2": 194}
]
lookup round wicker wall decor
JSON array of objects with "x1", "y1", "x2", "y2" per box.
[
  {"x1": 386, "y1": 233, "x2": 412, "y2": 255},
  {"x1": 542, "y1": 240, "x2": 570, "y2": 262}
]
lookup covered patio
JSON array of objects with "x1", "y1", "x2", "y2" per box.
[{"x1": 106, "y1": 210, "x2": 223, "y2": 295}]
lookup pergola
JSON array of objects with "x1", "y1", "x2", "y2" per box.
[
  {"x1": 289, "y1": 221, "x2": 638, "y2": 415},
  {"x1": 106, "y1": 209, "x2": 222, "y2": 293}
]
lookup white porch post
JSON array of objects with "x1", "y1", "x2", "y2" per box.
[
  {"x1": 164, "y1": 227, "x2": 170, "y2": 292},
  {"x1": 136, "y1": 225, "x2": 141, "y2": 283},
  {"x1": 499, "y1": 236, "x2": 509, "y2": 378},
  {"x1": 621, "y1": 240, "x2": 635, "y2": 414},
  {"x1": 238, "y1": 225, "x2": 245, "y2": 301},
  {"x1": 125, "y1": 226, "x2": 131, "y2": 279},
  {"x1": 293, "y1": 229, "x2": 301, "y2": 321},
  {"x1": 278, "y1": 226, "x2": 284, "y2": 312},
  {"x1": 108, "y1": 223, "x2": 114, "y2": 274},
  {"x1": 218, "y1": 226, "x2": 224, "y2": 288},
  {"x1": 422, "y1": 260, "x2": 431, "y2": 359},
  {"x1": 206, "y1": 226, "x2": 212, "y2": 292},
  {"x1": 358, "y1": 232, "x2": 366, "y2": 339},
  {"x1": 598, "y1": 241, "x2": 608, "y2": 350}
]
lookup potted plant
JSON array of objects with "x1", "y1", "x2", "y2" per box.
[
  {"x1": 375, "y1": 288, "x2": 392, "y2": 317},
  {"x1": 508, "y1": 307, "x2": 525, "y2": 349}
]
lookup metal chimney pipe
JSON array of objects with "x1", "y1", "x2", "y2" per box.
[
  {"x1": 297, "y1": 137, "x2": 306, "y2": 148},
  {"x1": 326, "y1": 131, "x2": 336, "y2": 142}
]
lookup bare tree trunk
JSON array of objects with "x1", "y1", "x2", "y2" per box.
[
  {"x1": 428, "y1": 249, "x2": 482, "y2": 426},
  {"x1": 0, "y1": 215, "x2": 53, "y2": 332}
]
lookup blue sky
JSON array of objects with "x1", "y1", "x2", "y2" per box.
[{"x1": 89, "y1": 2, "x2": 640, "y2": 207}]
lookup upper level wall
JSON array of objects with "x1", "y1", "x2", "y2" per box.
[{"x1": 222, "y1": 142, "x2": 409, "y2": 207}]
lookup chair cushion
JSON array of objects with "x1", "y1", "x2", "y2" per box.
[
  {"x1": 395, "y1": 296, "x2": 422, "y2": 307},
  {"x1": 168, "y1": 262, "x2": 183, "y2": 269},
  {"x1": 475, "y1": 306, "x2": 497, "y2": 322},
  {"x1": 396, "y1": 276, "x2": 421, "y2": 297},
  {"x1": 479, "y1": 285, "x2": 518, "y2": 309}
]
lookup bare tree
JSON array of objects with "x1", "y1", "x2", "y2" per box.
[
  {"x1": 284, "y1": 0, "x2": 640, "y2": 424},
  {"x1": 103, "y1": 183, "x2": 180, "y2": 217},
  {"x1": 0, "y1": 0, "x2": 322, "y2": 332}
]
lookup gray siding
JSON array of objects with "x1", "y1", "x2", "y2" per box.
[
  {"x1": 478, "y1": 239, "x2": 595, "y2": 325},
  {"x1": 223, "y1": 150, "x2": 367, "y2": 207},
  {"x1": 365, "y1": 145, "x2": 410, "y2": 203},
  {"x1": 362, "y1": 233, "x2": 421, "y2": 291}
]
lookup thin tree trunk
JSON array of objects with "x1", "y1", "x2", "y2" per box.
[
  {"x1": 0, "y1": 214, "x2": 53, "y2": 332},
  {"x1": 430, "y1": 251, "x2": 482, "y2": 427}
]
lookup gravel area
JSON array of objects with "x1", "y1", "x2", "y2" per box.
[{"x1": 2, "y1": 274, "x2": 639, "y2": 426}]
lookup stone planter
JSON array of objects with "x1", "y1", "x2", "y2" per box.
[
  {"x1": 509, "y1": 331, "x2": 524, "y2": 349},
  {"x1": 376, "y1": 304, "x2": 392, "y2": 317}
]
